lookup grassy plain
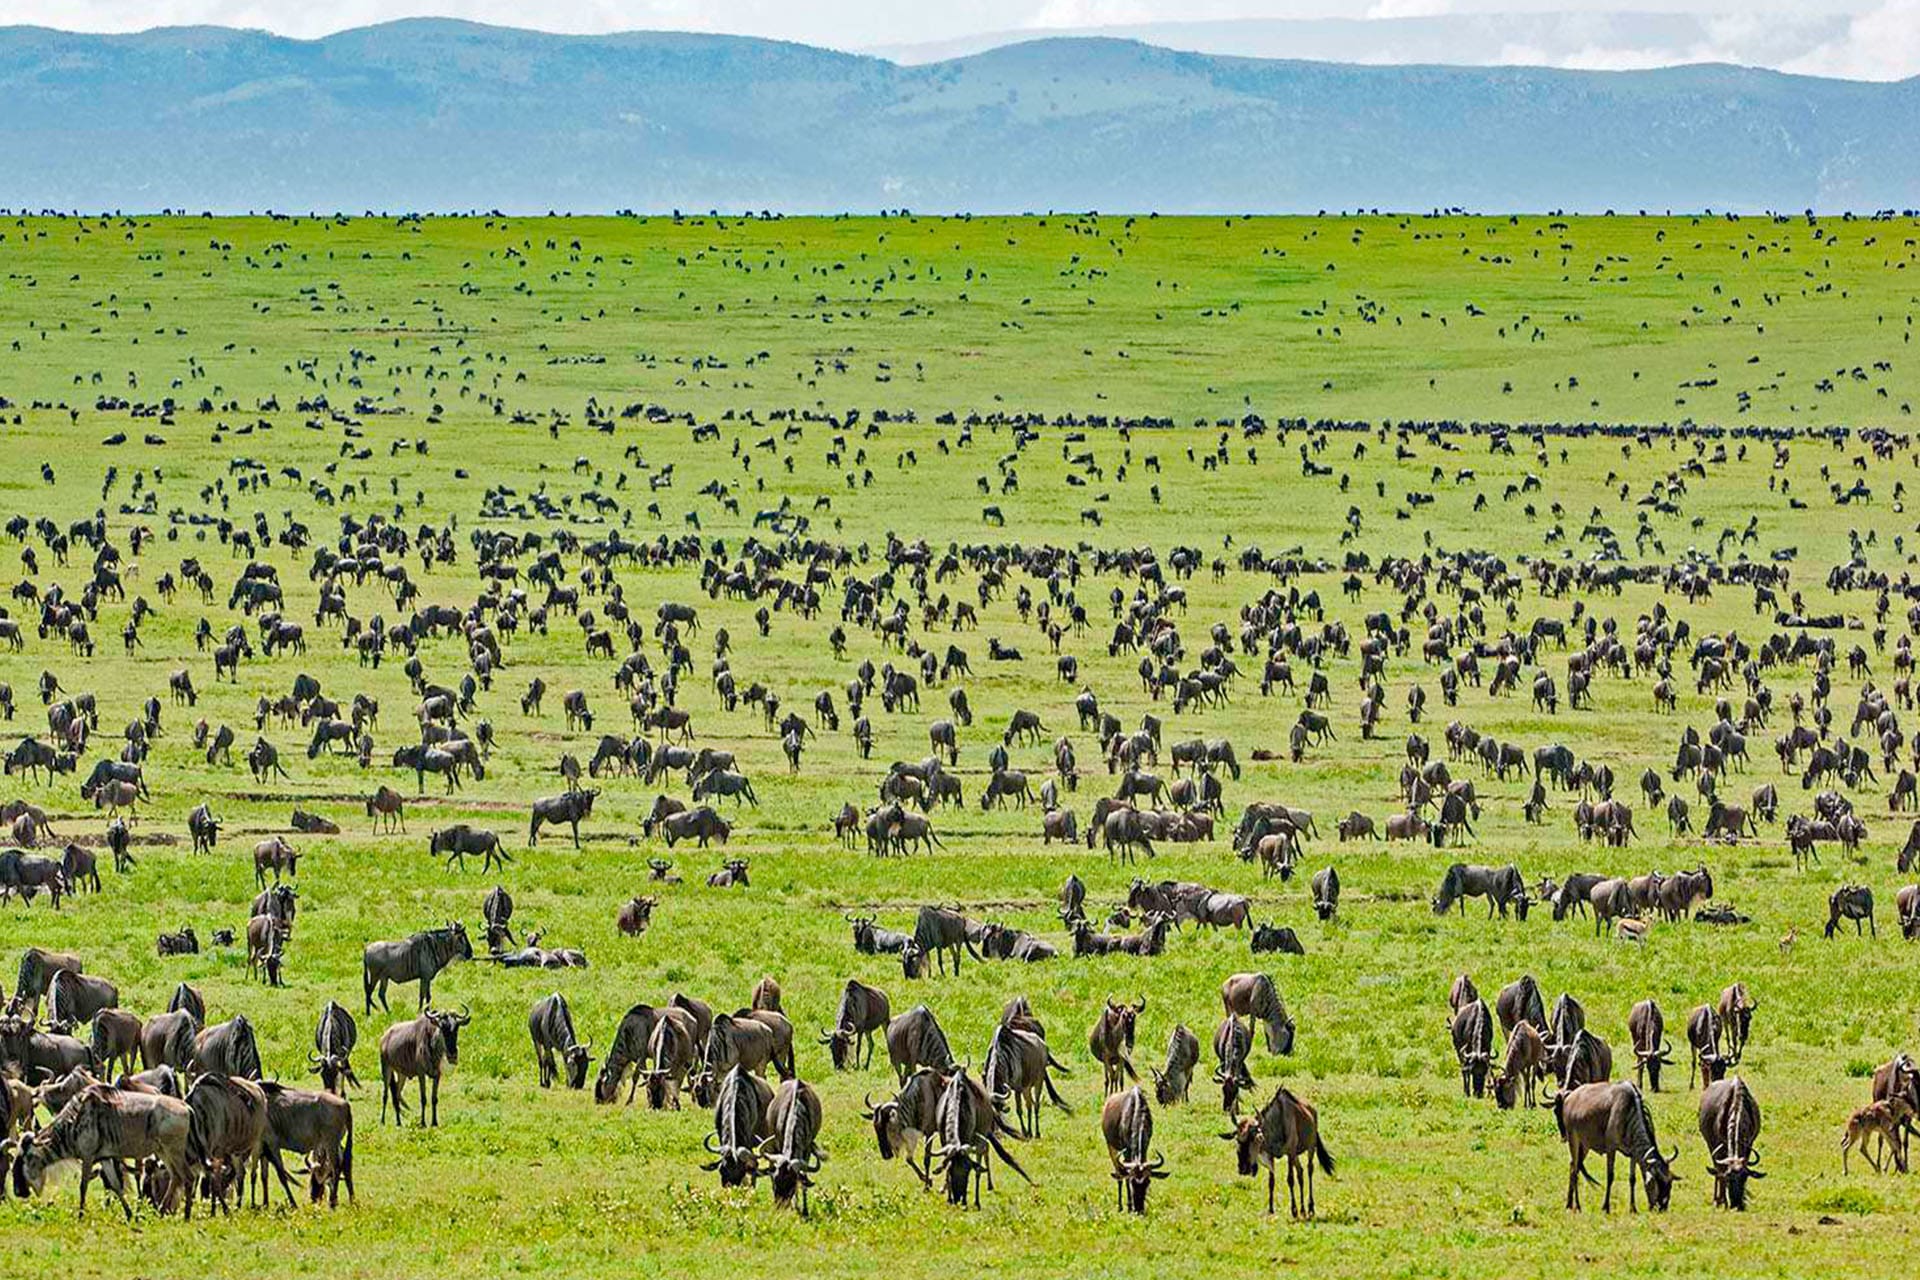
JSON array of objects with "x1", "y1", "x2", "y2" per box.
[{"x1": 0, "y1": 213, "x2": 1916, "y2": 1277}]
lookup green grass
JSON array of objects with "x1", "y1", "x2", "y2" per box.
[{"x1": 0, "y1": 213, "x2": 1916, "y2": 1277}]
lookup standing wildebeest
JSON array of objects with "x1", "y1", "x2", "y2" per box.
[
  {"x1": 429, "y1": 825, "x2": 511, "y2": 873},
  {"x1": 1492, "y1": 1021, "x2": 1548, "y2": 1110},
  {"x1": 529, "y1": 992, "x2": 594, "y2": 1089},
  {"x1": 252, "y1": 836, "x2": 298, "y2": 888},
  {"x1": 985, "y1": 1020, "x2": 1072, "y2": 1137},
  {"x1": 48, "y1": 968, "x2": 119, "y2": 1028},
  {"x1": 1090, "y1": 997, "x2": 1145, "y2": 1095},
  {"x1": 1718, "y1": 983, "x2": 1756, "y2": 1060},
  {"x1": 1224, "y1": 1084, "x2": 1334, "y2": 1218},
  {"x1": 378, "y1": 1006, "x2": 470, "y2": 1127},
  {"x1": 90, "y1": 1007, "x2": 142, "y2": 1076},
  {"x1": 259, "y1": 1081, "x2": 355, "y2": 1207},
  {"x1": 1151, "y1": 1022, "x2": 1201, "y2": 1106},
  {"x1": 886, "y1": 1004, "x2": 955, "y2": 1083},
  {"x1": 1553, "y1": 1080, "x2": 1676, "y2": 1212},
  {"x1": 821, "y1": 978, "x2": 891, "y2": 1070},
  {"x1": 141, "y1": 1007, "x2": 201, "y2": 1072},
  {"x1": 1451, "y1": 998, "x2": 1494, "y2": 1097},
  {"x1": 311, "y1": 1000, "x2": 360, "y2": 1094},
  {"x1": 528, "y1": 789, "x2": 597, "y2": 848},
  {"x1": 1698, "y1": 1075, "x2": 1763, "y2": 1210},
  {"x1": 1223, "y1": 973, "x2": 1296, "y2": 1055},
  {"x1": 1495, "y1": 974, "x2": 1547, "y2": 1039},
  {"x1": 1102, "y1": 1085, "x2": 1169, "y2": 1213},
  {"x1": 1432, "y1": 862, "x2": 1528, "y2": 918},
  {"x1": 1311, "y1": 866, "x2": 1340, "y2": 920},
  {"x1": 865, "y1": 1066, "x2": 945, "y2": 1188},
  {"x1": 913, "y1": 904, "x2": 978, "y2": 976},
  {"x1": 14, "y1": 946, "x2": 83, "y2": 1017},
  {"x1": 365, "y1": 787, "x2": 405, "y2": 833},
  {"x1": 183, "y1": 1071, "x2": 279, "y2": 1214},
  {"x1": 192, "y1": 1013, "x2": 263, "y2": 1079},
  {"x1": 361, "y1": 922, "x2": 472, "y2": 1013},
  {"x1": 1628, "y1": 999, "x2": 1674, "y2": 1093},
  {"x1": 61, "y1": 843, "x2": 100, "y2": 894},
  {"x1": 702, "y1": 1064, "x2": 775, "y2": 1187},
  {"x1": 929, "y1": 1063, "x2": 1032, "y2": 1207},
  {"x1": 1826, "y1": 885, "x2": 1876, "y2": 937},
  {"x1": 764, "y1": 1077, "x2": 826, "y2": 1215},
  {"x1": 11, "y1": 1083, "x2": 193, "y2": 1220}
]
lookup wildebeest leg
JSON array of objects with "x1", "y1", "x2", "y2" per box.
[
  {"x1": 1603, "y1": 1151, "x2": 1616, "y2": 1212},
  {"x1": 422, "y1": 1074, "x2": 434, "y2": 1127},
  {"x1": 263, "y1": 1145, "x2": 297, "y2": 1209},
  {"x1": 1266, "y1": 1158, "x2": 1276, "y2": 1214}
]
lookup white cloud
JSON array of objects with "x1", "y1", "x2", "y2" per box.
[
  {"x1": 1782, "y1": 0, "x2": 1920, "y2": 79},
  {"x1": 1366, "y1": 0, "x2": 1453, "y2": 17}
]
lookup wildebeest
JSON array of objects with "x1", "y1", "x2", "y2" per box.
[
  {"x1": 428, "y1": 825, "x2": 511, "y2": 874},
  {"x1": 1310, "y1": 866, "x2": 1340, "y2": 920},
  {"x1": 192, "y1": 1013, "x2": 263, "y2": 1079},
  {"x1": 913, "y1": 904, "x2": 979, "y2": 976},
  {"x1": 886, "y1": 1004, "x2": 954, "y2": 1082},
  {"x1": 362, "y1": 922, "x2": 472, "y2": 1013},
  {"x1": 701, "y1": 1064, "x2": 775, "y2": 1187},
  {"x1": 1826, "y1": 884, "x2": 1876, "y2": 937},
  {"x1": 48, "y1": 968, "x2": 119, "y2": 1029},
  {"x1": 1101, "y1": 1085, "x2": 1169, "y2": 1212},
  {"x1": 14, "y1": 946, "x2": 82, "y2": 1016},
  {"x1": 183, "y1": 1071, "x2": 280, "y2": 1214},
  {"x1": 529, "y1": 992, "x2": 594, "y2": 1090},
  {"x1": 1698, "y1": 1075, "x2": 1763, "y2": 1210},
  {"x1": 1224, "y1": 1084, "x2": 1334, "y2": 1218},
  {"x1": 528, "y1": 789, "x2": 597, "y2": 848},
  {"x1": 1627, "y1": 999, "x2": 1674, "y2": 1093},
  {"x1": 615, "y1": 895, "x2": 657, "y2": 938},
  {"x1": 1432, "y1": 862, "x2": 1528, "y2": 918},
  {"x1": 11, "y1": 1083, "x2": 193, "y2": 1219},
  {"x1": 1089, "y1": 997, "x2": 1145, "y2": 1095},
  {"x1": 1495, "y1": 974, "x2": 1546, "y2": 1038},
  {"x1": 821, "y1": 978, "x2": 891, "y2": 1070},
  {"x1": 89, "y1": 1007, "x2": 142, "y2": 1077},
  {"x1": 663, "y1": 806, "x2": 732, "y2": 848},
  {"x1": 985, "y1": 1019, "x2": 1071, "y2": 1137},
  {"x1": 1718, "y1": 982, "x2": 1756, "y2": 1059},
  {"x1": 311, "y1": 1000, "x2": 360, "y2": 1094},
  {"x1": 928, "y1": 1063, "x2": 1031, "y2": 1207},
  {"x1": 1151, "y1": 1022, "x2": 1201, "y2": 1106},
  {"x1": 1222, "y1": 973, "x2": 1295, "y2": 1055},
  {"x1": 259, "y1": 1081, "x2": 355, "y2": 1207},
  {"x1": 1451, "y1": 998, "x2": 1494, "y2": 1097},
  {"x1": 764, "y1": 1076, "x2": 826, "y2": 1214},
  {"x1": 378, "y1": 1006, "x2": 470, "y2": 1127},
  {"x1": 865, "y1": 1067, "x2": 946, "y2": 1187},
  {"x1": 1552, "y1": 1080, "x2": 1675, "y2": 1212}
]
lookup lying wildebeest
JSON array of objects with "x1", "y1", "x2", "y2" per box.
[
  {"x1": 616, "y1": 895, "x2": 657, "y2": 938},
  {"x1": 1250, "y1": 923, "x2": 1304, "y2": 955}
]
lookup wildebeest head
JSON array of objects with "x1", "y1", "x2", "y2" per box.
[
  {"x1": 1113, "y1": 1150, "x2": 1169, "y2": 1213},
  {"x1": 429, "y1": 1006, "x2": 472, "y2": 1062},
  {"x1": 864, "y1": 1091, "x2": 905, "y2": 1160},
  {"x1": 1642, "y1": 1145, "x2": 1678, "y2": 1211},
  {"x1": 563, "y1": 1035, "x2": 595, "y2": 1090},
  {"x1": 310, "y1": 1050, "x2": 359, "y2": 1093},
  {"x1": 900, "y1": 939, "x2": 925, "y2": 980},
  {"x1": 1224, "y1": 1116, "x2": 1264, "y2": 1176},
  {"x1": 766, "y1": 1147, "x2": 821, "y2": 1209},
  {"x1": 1712, "y1": 1147, "x2": 1763, "y2": 1210}
]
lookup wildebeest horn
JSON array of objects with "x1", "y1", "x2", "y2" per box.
[
  {"x1": 703, "y1": 1133, "x2": 721, "y2": 1154},
  {"x1": 818, "y1": 1030, "x2": 835, "y2": 1044},
  {"x1": 1133, "y1": 996, "x2": 1146, "y2": 1012},
  {"x1": 1217, "y1": 1130, "x2": 1239, "y2": 1141},
  {"x1": 860, "y1": 1091, "x2": 879, "y2": 1118},
  {"x1": 1148, "y1": 1151, "x2": 1167, "y2": 1171}
]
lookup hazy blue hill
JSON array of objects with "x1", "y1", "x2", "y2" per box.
[{"x1": 0, "y1": 19, "x2": 1912, "y2": 212}]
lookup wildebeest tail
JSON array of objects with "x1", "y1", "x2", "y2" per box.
[
  {"x1": 1550, "y1": 1090, "x2": 1568, "y2": 1141},
  {"x1": 1043, "y1": 1073, "x2": 1073, "y2": 1114},
  {"x1": 1315, "y1": 1136, "x2": 1335, "y2": 1176},
  {"x1": 986, "y1": 1131, "x2": 1035, "y2": 1184}
]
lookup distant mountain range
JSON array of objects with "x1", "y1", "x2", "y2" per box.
[{"x1": 1, "y1": 19, "x2": 1915, "y2": 212}]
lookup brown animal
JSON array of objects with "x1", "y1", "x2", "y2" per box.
[{"x1": 1223, "y1": 1084, "x2": 1334, "y2": 1218}]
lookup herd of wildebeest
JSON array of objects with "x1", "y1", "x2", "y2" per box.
[{"x1": 5, "y1": 407, "x2": 1920, "y2": 1226}]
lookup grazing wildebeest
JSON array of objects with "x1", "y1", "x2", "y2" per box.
[
  {"x1": 1698, "y1": 1075, "x2": 1763, "y2": 1210},
  {"x1": 1222, "y1": 973, "x2": 1295, "y2": 1055},
  {"x1": 821, "y1": 978, "x2": 891, "y2": 1070},
  {"x1": 1224, "y1": 1084, "x2": 1334, "y2": 1218},
  {"x1": 1101, "y1": 1085, "x2": 1169, "y2": 1213},
  {"x1": 913, "y1": 904, "x2": 979, "y2": 976},
  {"x1": 764, "y1": 1076, "x2": 826, "y2": 1215},
  {"x1": 378, "y1": 1006, "x2": 470, "y2": 1127},
  {"x1": 1718, "y1": 982, "x2": 1756, "y2": 1060},
  {"x1": 528, "y1": 992, "x2": 594, "y2": 1090},
  {"x1": 1826, "y1": 884, "x2": 1876, "y2": 937},
  {"x1": 259, "y1": 1081, "x2": 355, "y2": 1207},
  {"x1": 1492, "y1": 1020, "x2": 1548, "y2": 1110},
  {"x1": 663, "y1": 806, "x2": 732, "y2": 849},
  {"x1": 1432, "y1": 862, "x2": 1529, "y2": 918},
  {"x1": 311, "y1": 1000, "x2": 361, "y2": 1094},
  {"x1": 929, "y1": 1063, "x2": 1032, "y2": 1207},
  {"x1": 1151, "y1": 1022, "x2": 1201, "y2": 1106},
  {"x1": 528, "y1": 789, "x2": 597, "y2": 848},
  {"x1": 252, "y1": 836, "x2": 299, "y2": 887},
  {"x1": 701, "y1": 1064, "x2": 775, "y2": 1187},
  {"x1": 1311, "y1": 866, "x2": 1340, "y2": 920},
  {"x1": 1552, "y1": 1080, "x2": 1676, "y2": 1212},
  {"x1": 10, "y1": 1083, "x2": 193, "y2": 1220},
  {"x1": 361, "y1": 922, "x2": 472, "y2": 1013},
  {"x1": 183, "y1": 1071, "x2": 279, "y2": 1214},
  {"x1": 1495, "y1": 974, "x2": 1547, "y2": 1039}
]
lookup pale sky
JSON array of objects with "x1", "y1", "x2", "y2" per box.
[{"x1": 4, "y1": 0, "x2": 1916, "y2": 79}]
